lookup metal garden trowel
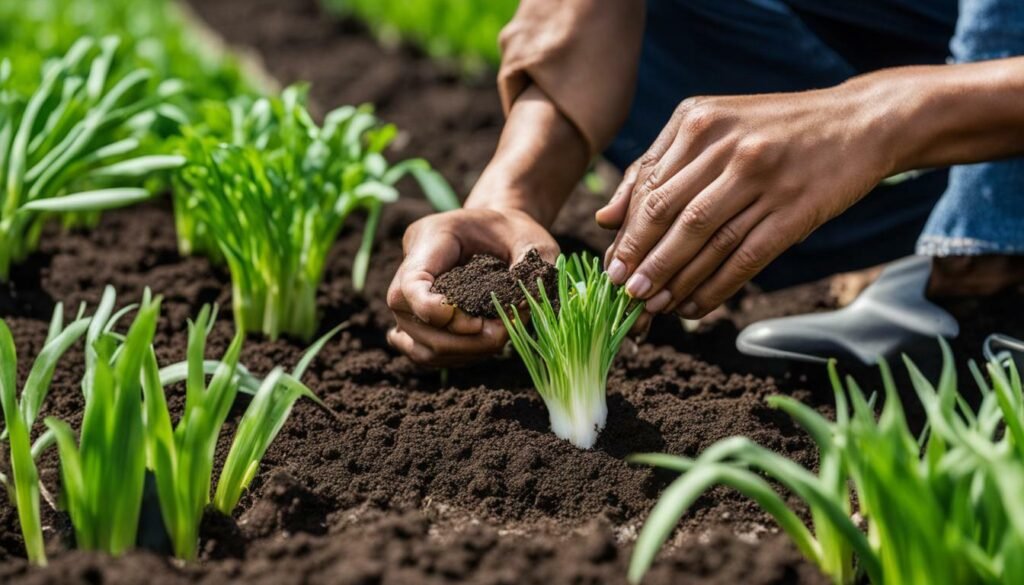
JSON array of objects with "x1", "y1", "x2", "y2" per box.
[{"x1": 736, "y1": 256, "x2": 959, "y2": 365}]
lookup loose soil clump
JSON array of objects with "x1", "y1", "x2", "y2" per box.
[{"x1": 432, "y1": 249, "x2": 557, "y2": 318}]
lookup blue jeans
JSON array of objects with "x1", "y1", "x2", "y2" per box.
[{"x1": 606, "y1": 0, "x2": 1024, "y2": 289}]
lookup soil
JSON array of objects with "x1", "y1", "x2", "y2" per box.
[
  {"x1": 0, "y1": 0, "x2": 1021, "y2": 584},
  {"x1": 432, "y1": 250, "x2": 557, "y2": 319}
]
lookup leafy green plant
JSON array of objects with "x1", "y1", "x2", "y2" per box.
[
  {"x1": 140, "y1": 305, "x2": 338, "y2": 560},
  {"x1": 0, "y1": 0, "x2": 252, "y2": 100},
  {"x1": 2, "y1": 286, "x2": 336, "y2": 563},
  {"x1": 492, "y1": 253, "x2": 642, "y2": 449},
  {"x1": 323, "y1": 0, "x2": 518, "y2": 69},
  {"x1": 0, "y1": 37, "x2": 185, "y2": 281},
  {"x1": 174, "y1": 85, "x2": 458, "y2": 341},
  {"x1": 45, "y1": 289, "x2": 162, "y2": 556},
  {"x1": 629, "y1": 338, "x2": 1024, "y2": 585},
  {"x1": 0, "y1": 304, "x2": 93, "y2": 565}
]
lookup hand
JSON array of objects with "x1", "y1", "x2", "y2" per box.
[
  {"x1": 597, "y1": 82, "x2": 898, "y2": 319},
  {"x1": 386, "y1": 208, "x2": 559, "y2": 367}
]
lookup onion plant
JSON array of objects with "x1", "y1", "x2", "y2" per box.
[
  {"x1": 0, "y1": 305, "x2": 93, "y2": 564},
  {"x1": 2, "y1": 287, "x2": 335, "y2": 563},
  {"x1": 174, "y1": 85, "x2": 458, "y2": 341},
  {"x1": 629, "y1": 338, "x2": 1024, "y2": 585},
  {"x1": 0, "y1": 37, "x2": 185, "y2": 282},
  {"x1": 45, "y1": 290, "x2": 162, "y2": 556},
  {"x1": 141, "y1": 306, "x2": 338, "y2": 560},
  {"x1": 492, "y1": 253, "x2": 642, "y2": 449}
]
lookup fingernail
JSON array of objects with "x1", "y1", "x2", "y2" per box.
[
  {"x1": 626, "y1": 273, "x2": 651, "y2": 298},
  {"x1": 607, "y1": 258, "x2": 627, "y2": 284},
  {"x1": 645, "y1": 290, "x2": 672, "y2": 313},
  {"x1": 679, "y1": 301, "x2": 699, "y2": 319}
]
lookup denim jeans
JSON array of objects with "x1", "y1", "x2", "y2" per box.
[{"x1": 605, "y1": 0, "x2": 1024, "y2": 289}]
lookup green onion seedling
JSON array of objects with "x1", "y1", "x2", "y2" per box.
[
  {"x1": 0, "y1": 304, "x2": 93, "y2": 565},
  {"x1": 492, "y1": 253, "x2": 642, "y2": 449},
  {"x1": 174, "y1": 85, "x2": 458, "y2": 341},
  {"x1": 45, "y1": 289, "x2": 162, "y2": 557},
  {"x1": 629, "y1": 338, "x2": 1024, "y2": 585},
  {"x1": 140, "y1": 304, "x2": 339, "y2": 560},
  {"x1": 0, "y1": 37, "x2": 185, "y2": 282}
]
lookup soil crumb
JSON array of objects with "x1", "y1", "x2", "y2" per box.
[{"x1": 433, "y1": 249, "x2": 557, "y2": 318}]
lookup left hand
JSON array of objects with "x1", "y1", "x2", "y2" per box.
[{"x1": 597, "y1": 81, "x2": 900, "y2": 319}]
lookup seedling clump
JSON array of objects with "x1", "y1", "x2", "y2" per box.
[
  {"x1": 629, "y1": 338, "x2": 1024, "y2": 585},
  {"x1": 0, "y1": 287, "x2": 336, "y2": 564},
  {"x1": 493, "y1": 253, "x2": 642, "y2": 449},
  {"x1": 174, "y1": 85, "x2": 458, "y2": 341},
  {"x1": 0, "y1": 37, "x2": 185, "y2": 282}
]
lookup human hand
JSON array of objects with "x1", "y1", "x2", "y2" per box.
[
  {"x1": 597, "y1": 82, "x2": 899, "y2": 319},
  {"x1": 386, "y1": 208, "x2": 559, "y2": 367}
]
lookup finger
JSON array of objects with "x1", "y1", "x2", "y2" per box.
[
  {"x1": 677, "y1": 212, "x2": 795, "y2": 318},
  {"x1": 447, "y1": 310, "x2": 484, "y2": 335},
  {"x1": 607, "y1": 143, "x2": 728, "y2": 293},
  {"x1": 628, "y1": 167, "x2": 755, "y2": 299},
  {"x1": 395, "y1": 312, "x2": 508, "y2": 356},
  {"x1": 662, "y1": 203, "x2": 768, "y2": 314},
  {"x1": 596, "y1": 162, "x2": 638, "y2": 230},
  {"x1": 398, "y1": 235, "x2": 462, "y2": 327},
  {"x1": 629, "y1": 311, "x2": 653, "y2": 337},
  {"x1": 388, "y1": 327, "x2": 477, "y2": 368}
]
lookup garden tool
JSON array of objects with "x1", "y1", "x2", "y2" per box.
[{"x1": 736, "y1": 255, "x2": 959, "y2": 365}]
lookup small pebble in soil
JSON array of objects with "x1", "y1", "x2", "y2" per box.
[{"x1": 431, "y1": 249, "x2": 558, "y2": 319}]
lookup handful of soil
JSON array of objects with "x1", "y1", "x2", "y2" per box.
[{"x1": 432, "y1": 249, "x2": 558, "y2": 319}]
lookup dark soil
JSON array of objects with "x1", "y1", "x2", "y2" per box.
[
  {"x1": 432, "y1": 250, "x2": 557, "y2": 319},
  {"x1": 0, "y1": 0, "x2": 1020, "y2": 584}
]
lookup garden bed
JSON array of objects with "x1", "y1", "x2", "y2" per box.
[{"x1": 1, "y1": 0, "x2": 1021, "y2": 583}]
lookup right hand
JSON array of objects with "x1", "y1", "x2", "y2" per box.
[{"x1": 386, "y1": 207, "x2": 559, "y2": 367}]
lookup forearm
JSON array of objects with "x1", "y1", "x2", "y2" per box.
[
  {"x1": 863, "y1": 57, "x2": 1024, "y2": 174},
  {"x1": 465, "y1": 85, "x2": 590, "y2": 227}
]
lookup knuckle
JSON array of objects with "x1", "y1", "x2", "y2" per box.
[
  {"x1": 616, "y1": 233, "x2": 643, "y2": 263},
  {"x1": 638, "y1": 165, "x2": 661, "y2": 194},
  {"x1": 678, "y1": 199, "x2": 714, "y2": 234},
  {"x1": 680, "y1": 100, "x2": 721, "y2": 136},
  {"x1": 642, "y1": 252, "x2": 671, "y2": 280},
  {"x1": 734, "y1": 135, "x2": 778, "y2": 170},
  {"x1": 642, "y1": 189, "x2": 673, "y2": 224},
  {"x1": 708, "y1": 222, "x2": 741, "y2": 254},
  {"x1": 731, "y1": 244, "x2": 767, "y2": 275}
]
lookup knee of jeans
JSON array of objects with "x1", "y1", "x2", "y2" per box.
[{"x1": 952, "y1": 0, "x2": 1024, "y2": 61}]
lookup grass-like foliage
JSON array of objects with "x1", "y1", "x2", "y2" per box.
[
  {"x1": 0, "y1": 303, "x2": 93, "y2": 564},
  {"x1": 0, "y1": 37, "x2": 185, "y2": 281},
  {"x1": 0, "y1": 287, "x2": 335, "y2": 564},
  {"x1": 492, "y1": 253, "x2": 642, "y2": 449},
  {"x1": 174, "y1": 85, "x2": 458, "y2": 341},
  {"x1": 323, "y1": 0, "x2": 517, "y2": 69},
  {"x1": 142, "y1": 307, "x2": 339, "y2": 560},
  {"x1": 45, "y1": 290, "x2": 162, "y2": 556},
  {"x1": 629, "y1": 338, "x2": 1024, "y2": 585},
  {"x1": 0, "y1": 0, "x2": 252, "y2": 100}
]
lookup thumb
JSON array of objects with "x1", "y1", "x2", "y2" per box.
[{"x1": 596, "y1": 164, "x2": 638, "y2": 229}]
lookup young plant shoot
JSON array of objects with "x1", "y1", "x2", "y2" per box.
[
  {"x1": 0, "y1": 305, "x2": 93, "y2": 565},
  {"x1": 175, "y1": 85, "x2": 458, "y2": 341},
  {"x1": 493, "y1": 253, "x2": 642, "y2": 449},
  {"x1": 628, "y1": 338, "x2": 1024, "y2": 585},
  {"x1": 141, "y1": 306, "x2": 337, "y2": 560},
  {"x1": 0, "y1": 37, "x2": 185, "y2": 281},
  {"x1": 46, "y1": 289, "x2": 162, "y2": 557},
  {"x1": 1, "y1": 285, "x2": 334, "y2": 563}
]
